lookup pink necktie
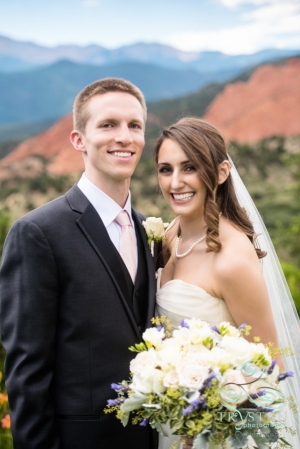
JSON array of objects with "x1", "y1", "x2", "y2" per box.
[{"x1": 115, "y1": 211, "x2": 136, "y2": 282}]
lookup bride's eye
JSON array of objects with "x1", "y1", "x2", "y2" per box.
[
  {"x1": 185, "y1": 165, "x2": 196, "y2": 172},
  {"x1": 158, "y1": 166, "x2": 172, "y2": 174}
]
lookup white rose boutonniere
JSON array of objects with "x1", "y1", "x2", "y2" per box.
[{"x1": 142, "y1": 217, "x2": 169, "y2": 255}]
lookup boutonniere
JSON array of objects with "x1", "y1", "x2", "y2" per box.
[{"x1": 142, "y1": 217, "x2": 169, "y2": 256}]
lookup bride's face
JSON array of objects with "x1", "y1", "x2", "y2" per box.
[{"x1": 157, "y1": 138, "x2": 207, "y2": 219}]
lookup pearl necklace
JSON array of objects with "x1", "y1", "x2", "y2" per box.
[{"x1": 175, "y1": 234, "x2": 206, "y2": 258}]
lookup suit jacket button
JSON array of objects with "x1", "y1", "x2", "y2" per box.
[
  {"x1": 138, "y1": 325, "x2": 142, "y2": 333},
  {"x1": 135, "y1": 291, "x2": 139, "y2": 298}
]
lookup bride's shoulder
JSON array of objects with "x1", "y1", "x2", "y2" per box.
[{"x1": 216, "y1": 219, "x2": 260, "y2": 279}]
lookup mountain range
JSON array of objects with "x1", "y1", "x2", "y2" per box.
[
  {"x1": 0, "y1": 60, "x2": 230, "y2": 126},
  {"x1": 1, "y1": 34, "x2": 299, "y2": 73},
  {"x1": 1, "y1": 57, "x2": 299, "y2": 180},
  {"x1": 0, "y1": 34, "x2": 299, "y2": 129}
]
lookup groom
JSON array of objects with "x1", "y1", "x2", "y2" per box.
[{"x1": 0, "y1": 78, "x2": 157, "y2": 448}]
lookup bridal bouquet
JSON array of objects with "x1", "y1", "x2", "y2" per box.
[{"x1": 105, "y1": 317, "x2": 296, "y2": 449}]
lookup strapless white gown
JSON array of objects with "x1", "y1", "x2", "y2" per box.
[{"x1": 156, "y1": 268, "x2": 237, "y2": 449}]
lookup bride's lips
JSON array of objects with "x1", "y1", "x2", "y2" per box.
[{"x1": 171, "y1": 192, "x2": 195, "y2": 203}]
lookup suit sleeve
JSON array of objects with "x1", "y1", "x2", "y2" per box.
[{"x1": 0, "y1": 219, "x2": 60, "y2": 449}]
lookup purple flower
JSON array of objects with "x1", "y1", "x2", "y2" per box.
[
  {"x1": 189, "y1": 396, "x2": 206, "y2": 409},
  {"x1": 190, "y1": 399, "x2": 199, "y2": 407},
  {"x1": 277, "y1": 371, "x2": 294, "y2": 382},
  {"x1": 201, "y1": 372, "x2": 217, "y2": 390},
  {"x1": 180, "y1": 319, "x2": 189, "y2": 329},
  {"x1": 111, "y1": 383, "x2": 129, "y2": 392},
  {"x1": 212, "y1": 325, "x2": 220, "y2": 334},
  {"x1": 140, "y1": 419, "x2": 148, "y2": 426},
  {"x1": 156, "y1": 326, "x2": 163, "y2": 331},
  {"x1": 267, "y1": 360, "x2": 277, "y2": 375},
  {"x1": 107, "y1": 397, "x2": 124, "y2": 406},
  {"x1": 183, "y1": 405, "x2": 194, "y2": 416},
  {"x1": 257, "y1": 407, "x2": 274, "y2": 412},
  {"x1": 250, "y1": 390, "x2": 266, "y2": 399},
  {"x1": 190, "y1": 396, "x2": 207, "y2": 409},
  {"x1": 238, "y1": 323, "x2": 247, "y2": 330}
]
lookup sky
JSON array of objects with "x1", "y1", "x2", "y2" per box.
[{"x1": 1, "y1": 0, "x2": 300, "y2": 55}]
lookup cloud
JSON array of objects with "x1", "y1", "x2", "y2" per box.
[
  {"x1": 219, "y1": 0, "x2": 292, "y2": 8},
  {"x1": 164, "y1": 0, "x2": 300, "y2": 54},
  {"x1": 81, "y1": 0, "x2": 100, "y2": 7}
]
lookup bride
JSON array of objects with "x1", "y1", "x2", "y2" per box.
[{"x1": 154, "y1": 117, "x2": 300, "y2": 449}]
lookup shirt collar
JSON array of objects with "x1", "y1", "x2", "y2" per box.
[{"x1": 77, "y1": 173, "x2": 133, "y2": 228}]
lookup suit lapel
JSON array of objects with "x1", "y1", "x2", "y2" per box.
[
  {"x1": 132, "y1": 210, "x2": 156, "y2": 328},
  {"x1": 65, "y1": 186, "x2": 137, "y2": 332},
  {"x1": 65, "y1": 185, "x2": 156, "y2": 333}
]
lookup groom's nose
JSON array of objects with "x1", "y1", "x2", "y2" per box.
[{"x1": 114, "y1": 123, "x2": 133, "y2": 145}]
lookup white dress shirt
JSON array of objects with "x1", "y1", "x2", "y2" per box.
[{"x1": 77, "y1": 173, "x2": 138, "y2": 265}]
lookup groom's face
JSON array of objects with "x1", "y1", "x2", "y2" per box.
[{"x1": 71, "y1": 91, "x2": 145, "y2": 190}]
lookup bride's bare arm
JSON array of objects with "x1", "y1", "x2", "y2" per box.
[{"x1": 216, "y1": 237, "x2": 279, "y2": 350}]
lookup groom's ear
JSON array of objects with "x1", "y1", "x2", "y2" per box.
[
  {"x1": 70, "y1": 130, "x2": 86, "y2": 153},
  {"x1": 218, "y1": 160, "x2": 231, "y2": 185}
]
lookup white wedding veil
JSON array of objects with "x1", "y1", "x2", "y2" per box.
[{"x1": 229, "y1": 157, "x2": 300, "y2": 446}]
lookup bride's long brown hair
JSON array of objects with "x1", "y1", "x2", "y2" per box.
[{"x1": 154, "y1": 117, "x2": 266, "y2": 259}]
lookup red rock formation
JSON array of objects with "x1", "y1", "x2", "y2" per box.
[
  {"x1": 1, "y1": 59, "x2": 299, "y2": 178},
  {"x1": 203, "y1": 58, "x2": 300, "y2": 143},
  {"x1": 0, "y1": 115, "x2": 84, "y2": 176}
]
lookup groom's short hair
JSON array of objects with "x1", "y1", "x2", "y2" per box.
[{"x1": 73, "y1": 77, "x2": 147, "y2": 133}]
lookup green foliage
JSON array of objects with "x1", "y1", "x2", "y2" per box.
[
  {"x1": 0, "y1": 209, "x2": 11, "y2": 258},
  {"x1": 281, "y1": 262, "x2": 300, "y2": 316},
  {"x1": 28, "y1": 173, "x2": 71, "y2": 194},
  {"x1": 228, "y1": 136, "x2": 300, "y2": 267}
]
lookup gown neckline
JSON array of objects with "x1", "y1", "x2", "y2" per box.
[{"x1": 158, "y1": 268, "x2": 221, "y2": 300}]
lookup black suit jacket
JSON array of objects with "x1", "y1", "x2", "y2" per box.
[{"x1": 0, "y1": 185, "x2": 157, "y2": 449}]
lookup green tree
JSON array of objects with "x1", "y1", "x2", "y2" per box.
[
  {"x1": 0, "y1": 209, "x2": 11, "y2": 259},
  {"x1": 281, "y1": 261, "x2": 300, "y2": 316}
]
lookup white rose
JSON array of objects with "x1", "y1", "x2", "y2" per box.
[
  {"x1": 157, "y1": 339, "x2": 182, "y2": 370},
  {"x1": 209, "y1": 346, "x2": 233, "y2": 366},
  {"x1": 185, "y1": 350, "x2": 211, "y2": 369},
  {"x1": 173, "y1": 327, "x2": 192, "y2": 345},
  {"x1": 186, "y1": 318, "x2": 211, "y2": 331},
  {"x1": 190, "y1": 326, "x2": 214, "y2": 346},
  {"x1": 163, "y1": 370, "x2": 180, "y2": 388},
  {"x1": 131, "y1": 368, "x2": 166, "y2": 394},
  {"x1": 130, "y1": 348, "x2": 158, "y2": 375},
  {"x1": 178, "y1": 363, "x2": 210, "y2": 391},
  {"x1": 143, "y1": 327, "x2": 165, "y2": 349},
  {"x1": 250, "y1": 342, "x2": 272, "y2": 365},
  {"x1": 142, "y1": 217, "x2": 165, "y2": 239},
  {"x1": 185, "y1": 344, "x2": 210, "y2": 357},
  {"x1": 219, "y1": 369, "x2": 249, "y2": 408},
  {"x1": 249, "y1": 378, "x2": 281, "y2": 407},
  {"x1": 218, "y1": 322, "x2": 241, "y2": 337},
  {"x1": 220, "y1": 336, "x2": 251, "y2": 367}
]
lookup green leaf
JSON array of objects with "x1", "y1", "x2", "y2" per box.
[
  {"x1": 120, "y1": 393, "x2": 147, "y2": 412},
  {"x1": 120, "y1": 412, "x2": 129, "y2": 427},
  {"x1": 279, "y1": 437, "x2": 292, "y2": 447},
  {"x1": 128, "y1": 342, "x2": 147, "y2": 352}
]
